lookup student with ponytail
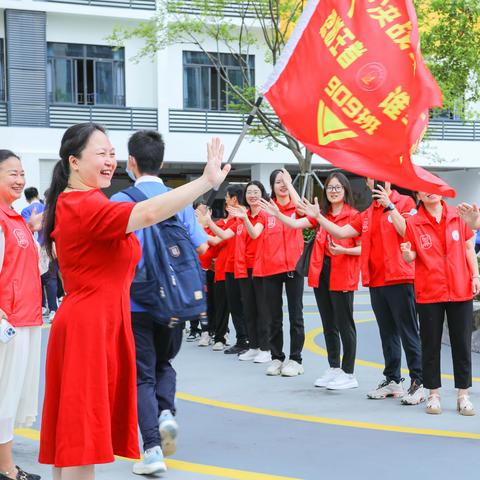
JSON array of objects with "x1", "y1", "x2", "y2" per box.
[
  {"x1": 38, "y1": 123, "x2": 229, "y2": 480},
  {"x1": 228, "y1": 181, "x2": 271, "y2": 363},
  {"x1": 253, "y1": 169, "x2": 305, "y2": 377},
  {"x1": 260, "y1": 172, "x2": 361, "y2": 389}
]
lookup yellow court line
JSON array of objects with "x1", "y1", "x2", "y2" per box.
[
  {"x1": 14, "y1": 429, "x2": 300, "y2": 480},
  {"x1": 176, "y1": 392, "x2": 480, "y2": 441},
  {"x1": 304, "y1": 323, "x2": 480, "y2": 383}
]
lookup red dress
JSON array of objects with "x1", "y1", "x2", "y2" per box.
[{"x1": 39, "y1": 189, "x2": 141, "y2": 467}]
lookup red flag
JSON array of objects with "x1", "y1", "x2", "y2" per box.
[{"x1": 262, "y1": 0, "x2": 455, "y2": 197}]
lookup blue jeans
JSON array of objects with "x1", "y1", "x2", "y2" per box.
[{"x1": 131, "y1": 312, "x2": 182, "y2": 451}]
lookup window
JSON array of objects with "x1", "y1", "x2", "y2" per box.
[
  {"x1": 47, "y1": 43, "x2": 125, "y2": 106},
  {"x1": 183, "y1": 51, "x2": 254, "y2": 110},
  {"x1": 0, "y1": 39, "x2": 5, "y2": 102}
]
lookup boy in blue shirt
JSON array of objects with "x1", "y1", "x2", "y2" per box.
[{"x1": 111, "y1": 130, "x2": 208, "y2": 475}]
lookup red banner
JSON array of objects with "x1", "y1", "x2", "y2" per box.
[{"x1": 262, "y1": 0, "x2": 455, "y2": 197}]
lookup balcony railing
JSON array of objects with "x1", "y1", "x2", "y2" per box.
[
  {"x1": 36, "y1": 0, "x2": 157, "y2": 10},
  {"x1": 427, "y1": 119, "x2": 479, "y2": 141},
  {"x1": 0, "y1": 103, "x2": 7, "y2": 126},
  {"x1": 169, "y1": 0, "x2": 272, "y2": 18},
  {"x1": 49, "y1": 105, "x2": 158, "y2": 130},
  {"x1": 169, "y1": 109, "x2": 480, "y2": 141}
]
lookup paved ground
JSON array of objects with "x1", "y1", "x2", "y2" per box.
[{"x1": 13, "y1": 288, "x2": 480, "y2": 479}]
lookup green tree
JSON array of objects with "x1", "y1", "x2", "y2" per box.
[
  {"x1": 109, "y1": 0, "x2": 320, "y2": 196},
  {"x1": 110, "y1": 0, "x2": 480, "y2": 192},
  {"x1": 415, "y1": 0, "x2": 480, "y2": 118}
]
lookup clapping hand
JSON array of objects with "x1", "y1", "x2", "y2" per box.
[
  {"x1": 203, "y1": 137, "x2": 230, "y2": 190},
  {"x1": 227, "y1": 205, "x2": 248, "y2": 220},
  {"x1": 296, "y1": 197, "x2": 320, "y2": 219},
  {"x1": 328, "y1": 237, "x2": 344, "y2": 256},
  {"x1": 458, "y1": 203, "x2": 480, "y2": 229},
  {"x1": 280, "y1": 168, "x2": 293, "y2": 187},
  {"x1": 258, "y1": 198, "x2": 280, "y2": 217},
  {"x1": 400, "y1": 241, "x2": 415, "y2": 263},
  {"x1": 195, "y1": 205, "x2": 211, "y2": 227}
]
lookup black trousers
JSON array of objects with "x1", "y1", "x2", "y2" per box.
[
  {"x1": 313, "y1": 257, "x2": 356, "y2": 374},
  {"x1": 263, "y1": 271, "x2": 305, "y2": 363},
  {"x1": 190, "y1": 269, "x2": 215, "y2": 334},
  {"x1": 225, "y1": 272, "x2": 248, "y2": 345},
  {"x1": 239, "y1": 269, "x2": 270, "y2": 351},
  {"x1": 132, "y1": 312, "x2": 182, "y2": 451},
  {"x1": 41, "y1": 261, "x2": 58, "y2": 312},
  {"x1": 369, "y1": 283, "x2": 423, "y2": 384},
  {"x1": 213, "y1": 280, "x2": 230, "y2": 344},
  {"x1": 416, "y1": 300, "x2": 472, "y2": 390}
]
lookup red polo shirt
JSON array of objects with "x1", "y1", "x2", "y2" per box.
[{"x1": 0, "y1": 204, "x2": 42, "y2": 327}]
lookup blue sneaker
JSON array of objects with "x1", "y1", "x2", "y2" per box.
[
  {"x1": 132, "y1": 446, "x2": 167, "y2": 475},
  {"x1": 159, "y1": 409, "x2": 179, "y2": 457}
]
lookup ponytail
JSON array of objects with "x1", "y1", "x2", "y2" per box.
[
  {"x1": 43, "y1": 161, "x2": 69, "y2": 259},
  {"x1": 42, "y1": 122, "x2": 106, "y2": 259}
]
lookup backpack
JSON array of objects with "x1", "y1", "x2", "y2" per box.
[{"x1": 122, "y1": 186, "x2": 207, "y2": 327}]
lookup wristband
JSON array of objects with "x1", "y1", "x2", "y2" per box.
[
  {"x1": 473, "y1": 275, "x2": 480, "y2": 280},
  {"x1": 386, "y1": 202, "x2": 395, "y2": 211}
]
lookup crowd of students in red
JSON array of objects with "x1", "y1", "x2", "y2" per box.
[{"x1": 191, "y1": 168, "x2": 479, "y2": 417}]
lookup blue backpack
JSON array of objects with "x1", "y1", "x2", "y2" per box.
[{"x1": 122, "y1": 186, "x2": 207, "y2": 327}]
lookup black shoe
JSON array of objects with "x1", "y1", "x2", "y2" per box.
[
  {"x1": 186, "y1": 330, "x2": 201, "y2": 342},
  {"x1": 224, "y1": 343, "x2": 249, "y2": 355},
  {"x1": 0, "y1": 466, "x2": 41, "y2": 480}
]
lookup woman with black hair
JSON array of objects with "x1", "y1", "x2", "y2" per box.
[
  {"x1": 402, "y1": 192, "x2": 479, "y2": 415},
  {"x1": 228, "y1": 181, "x2": 271, "y2": 363},
  {"x1": 198, "y1": 185, "x2": 249, "y2": 354},
  {"x1": 250, "y1": 169, "x2": 305, "y2": 377},
  {"x1": 0, "y1": 150, "x2": 42, "y2": 480},
  {"x1": 38, "y1": 123, "x2": 228, "y2": 480},
  {"x1": 260, "y1": 172, "x2": 361, "y2": 389}
]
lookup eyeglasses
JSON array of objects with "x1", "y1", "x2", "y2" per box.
[{"x1": 326, "y1": 185, "x2": 344, "y2": 193}]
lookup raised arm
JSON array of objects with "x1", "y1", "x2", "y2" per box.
[
  {"x1": 126, "y1": 138, "x2": 230, "y2": 233},
  {"x1": 258, "y1": 198, "x2": 312, "y2": 229},
  {"x1": 296, "y1": 198, "x2": 359, "y2": 239},
  {"x1": 280, "y1": 168, "x2": 302, "y2": 207},
  {"x1": 372, "y1": 185, "x2": 406, "y2": 237},
  {"x1": 466, "y1": 238, "x2": 480, "y2": 295}
]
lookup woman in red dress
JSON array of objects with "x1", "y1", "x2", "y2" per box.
[{"x1": 39, "y1": 123, "x2": 229, "y2": 480}]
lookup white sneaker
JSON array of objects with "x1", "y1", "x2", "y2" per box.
[
  {"x1": 238, "y1": 348, "x2": 259, "y2": 361},
  {"x1": 212, "y1": 341, "x2": 225, "y2": 351},
  {"x1": 281, "y1": 360, "x2": 304, "y2": 377},
  {"x1": 367, "y1": 379, "x2": 404, "y2": 399},
  {"x1": 48, "y1": 311, "x2": 56, "y2": 323},
  {"x1": 42, "y1": 307, "x2": 49, "y2": 316},
  {"x1": 198, "y1": 332, "x2": 211, "y2": 347},
  {"x1": 314, "y1": 367, "x2": 342, "y2": 388},
  {"x1": 159, "y1": 410, "x2": 178, "y2": 457},
  {"x1": 401, "y1": 380, "x2": 426, "y2": 405},
  {"x1": 253, "y1": 350, "x2": 272, "y2": 363},
  {"x1": 132, "y1": 446, "x2": 167, "y2": 475},
  {"x1": 326, "y1": 371, "x2": 359, "y2": 390},
  {"x1": 224, "y1": 333, "x2": 231, "y2": 346},
  {"x1": 266, "y1": 359, "x2": 284, "y2": 376}
]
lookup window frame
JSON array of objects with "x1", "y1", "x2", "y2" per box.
[
  {"x1": 47, "y1": 42, "x2": 126, "y2": 107},
  {"x1": 0, "y1": 38, "x2": 5, "y2": 102},
  {"x1": 182, "y1": 51, "x2": 255, "y2": 111}
]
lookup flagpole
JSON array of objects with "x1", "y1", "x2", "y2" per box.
[{"x1": 206, "y1": 96, "x2": 264, "y2": 207}]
